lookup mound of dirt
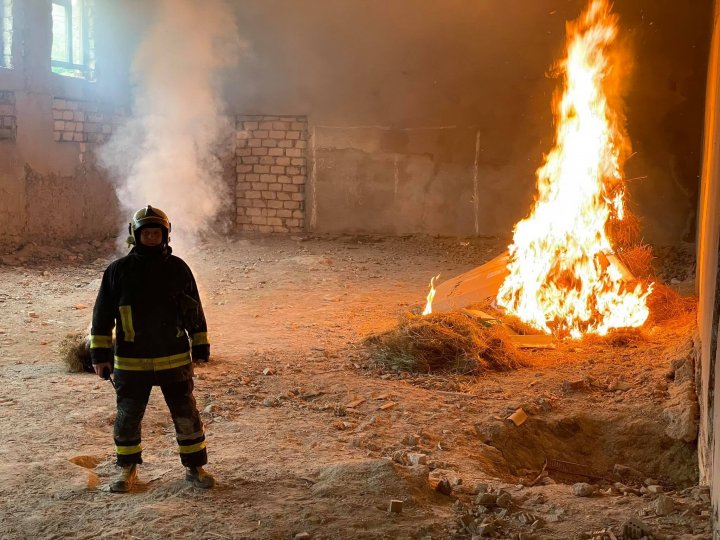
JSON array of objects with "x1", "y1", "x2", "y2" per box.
[{"x1": 311, "y1": 459, "x2": 447, "y2": 508}]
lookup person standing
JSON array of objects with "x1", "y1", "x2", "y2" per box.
[{"x1": 90, "y1": 205, "x2": 214, "y2": 492}]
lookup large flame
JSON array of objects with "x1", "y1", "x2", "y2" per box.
[{"x1": 496, "y1": 0, "x2": 652, "y2": 338}]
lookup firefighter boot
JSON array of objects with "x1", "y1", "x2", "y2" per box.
[
  {"x1": 109, "y1": 464, "x2": 138, "y2": 493},
  {"x1": 185, "y1": 466, "x2": 215, "y2": 489}
]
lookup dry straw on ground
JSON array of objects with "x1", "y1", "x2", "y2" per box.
[
  {"x1": 607, "y1": 206, "x2": 642, "y2": 249},
  {"x1": 365, "y1": 311, "x2": 528, "y2": 375},
  {"x1": 58, "y1": 332, "x2": 91, "y2": 373},
  {"x1": 617, "y1": 244, "x2": 654, "y2": 278},
  {"x1": 646, "y1": 282, "x2": 697, "y2": 325}
]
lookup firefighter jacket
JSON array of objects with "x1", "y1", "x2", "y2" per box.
[{"x1": 89, "y1": 245, "x2": 209, "y2": 381}]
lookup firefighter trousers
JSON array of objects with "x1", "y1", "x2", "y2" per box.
[{"x1": 113, "y1": 375, "x2": 207, "y2": 467}]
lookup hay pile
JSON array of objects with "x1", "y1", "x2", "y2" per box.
[
  {"x1": 616, "y1": 244, "x2": 654, "y2": 279},
  {"x1": 646, "y1": 282, "x2": 697, "y2": 325},
  {"x1": 58, "y1": 332, "x2": 92, "y2": 373},
  {"x1": 365, "y1": 311, "x2": 528, "y2": 375}
]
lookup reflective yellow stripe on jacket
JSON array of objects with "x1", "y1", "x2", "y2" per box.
[
  {"x1": 191, "y1": 332, "x2": 209, "y2": 346},
  {"x1": 114, "y1": 351, "x2": 191, "y2": 372},
  {"x1": 89, "y1": 335, "x2": 112, "y2": 348},
  {"x1": 119, "y1": 306, "x2": 135, "y2": 342}
]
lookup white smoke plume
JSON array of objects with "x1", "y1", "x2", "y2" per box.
[{"x1": 100, "y1": 0, "x2": 242, "y2": 252}]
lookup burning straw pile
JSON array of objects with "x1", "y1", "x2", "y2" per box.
[{"x1": 365, "y1": 311, "x2": 528, "y2": 375}]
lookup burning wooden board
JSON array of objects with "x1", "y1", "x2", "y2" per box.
[
  {"x1": 430, "y1": 251, "x2": 633, "y2": 315},
  {"x1": 430, "y1": 252, "x2": 510, "y2": 313}
]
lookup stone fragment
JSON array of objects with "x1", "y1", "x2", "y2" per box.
[
  {"x1": 391, "y1": 450, "x2": 407, "y2": 464},
  {"x1": 654, "y1": 494, "x2": 674, "y2": 516},
  {"x1": 475, "y1": 493, "x2": 497, "y2": 507},
  {"x1": 435, "y1": 478, "x2": 453, "y2": 496},
  {"x1": 294, "y1": 533, "x2": 311, "y2": 540},
  {"x1": 407, "y1": 453, "x2": 427, "y2": 466},
  {"x1": 262, "y1": 367, "x2": 274, "y2": 376},
  {"x1": 573, "y1": 482, "x2": 595, "y2": 497},
  {"x1": 496, "y1": 491, "x2": 512, "y2": 508},
  {"x1": 403, "y1": 434, "x2": 419, "y2": 446},
  {"x1": 562, "y1": 379, "x2": 586, "y2": 393},
  {"x1": 647, "y1": 485, "x2": 663, "y2": 494},
  {"x1": 387, "y1": 499, "x2": 403, "y2": 513}
]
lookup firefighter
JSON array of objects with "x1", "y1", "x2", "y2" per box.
[{"x1": 90, "y1": 205, "x2": 215, "y2": 493}]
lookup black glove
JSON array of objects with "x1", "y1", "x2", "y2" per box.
[{"x1": 192, "y1": 344, "x2": 210, "y2": 363}]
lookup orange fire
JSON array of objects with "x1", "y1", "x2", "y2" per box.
[
  {"x1": 497, "y1": 0, "x2": 652, "y2": 338},
  {"x1": 422, "y1": 274, "x2": 440, "y2": 316}
]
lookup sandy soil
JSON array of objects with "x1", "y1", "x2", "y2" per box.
[{"x1": 0, "y1": 234, "x2": 711, "y2": 539}]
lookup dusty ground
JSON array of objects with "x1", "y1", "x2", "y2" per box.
[{"x1": 0, "y1": 234, "x2": 711, "y2": 539}]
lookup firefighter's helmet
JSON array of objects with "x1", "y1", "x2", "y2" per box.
[{"x1": 127, "y1": 205, "x2": 171, "y2": 245}]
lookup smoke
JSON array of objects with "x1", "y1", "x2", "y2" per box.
[{"x1": 100, "y1": 0, "x2": 242, "y2": 252}]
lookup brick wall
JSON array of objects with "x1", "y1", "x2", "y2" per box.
[
  {"x1": 235, "y1": 115, "x2": 307, "y2": 233},
  {"x1": 52, "y1": 98, "x2": 123, "y2": 143},
  {"x1": 0, "y1": 90, "x2": 15, "y2": 140}
]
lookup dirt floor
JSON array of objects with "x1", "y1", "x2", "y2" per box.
[{"x1": 0, "y1": 234, "x2": 711, "y2": 539}]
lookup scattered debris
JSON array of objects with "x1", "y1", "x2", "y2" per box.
[
  {"x1": 572, "y1": 482, "x2": 596, "y2": 497},
  {"x1": 507, "y1": 407, "x2": 528, "y2": 426},
  {"x1": 345, "y1": 398, "x2": 365, "y2": 408},
  {"x1": 622, "y1": 518, "x2": 657, "y2": 539},
  {"x1": 561, "y1": 379, "x2": 587, "y2": 393},
  {"x1": 653, "y1": 494, "x2": 675, "y2": 516}
]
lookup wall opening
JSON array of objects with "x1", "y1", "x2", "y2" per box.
[{"x1": 50, "y1": 0, "x2": 95, "y2": 80}]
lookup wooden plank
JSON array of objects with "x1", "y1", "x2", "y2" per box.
[
  {"x1": 508, "y1": 334, "x2": 556, "y2": 349},
  {"x1": 431, "y1": 252, "x2": 510, "y2": 312}
]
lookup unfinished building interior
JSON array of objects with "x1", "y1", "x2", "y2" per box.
[{"x1": 1, "y1": 0, "x2": 720, "y2": 538}]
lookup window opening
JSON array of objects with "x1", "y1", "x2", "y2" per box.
[
  {"x1": 51, "y1": 0, "x2": 95, "y2": 80},
  {"x1": 0, "y1": 0, "x2": 12, "y2": 69}
]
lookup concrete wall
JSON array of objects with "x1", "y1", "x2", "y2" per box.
[
  {"x1": 0, "y1": 0, "x2": 138, "y2": 247},
  {"x1": 697, "y1": 2, "x2": 720, "y2": 531},
  {"x1": 0, "y1": 1, "x2": 712, "y2": 244},
  {"x1": 226, "y1": 0, "x2": 712, "y2": 241}
]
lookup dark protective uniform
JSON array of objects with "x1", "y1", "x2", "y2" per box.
[{"x1": 90, "y1": 244, "x2": 210, "y2": 467}]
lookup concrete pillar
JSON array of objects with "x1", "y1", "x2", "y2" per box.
[{"x1": 697, "y1": 2, "x2": 720, "y2": 531}]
